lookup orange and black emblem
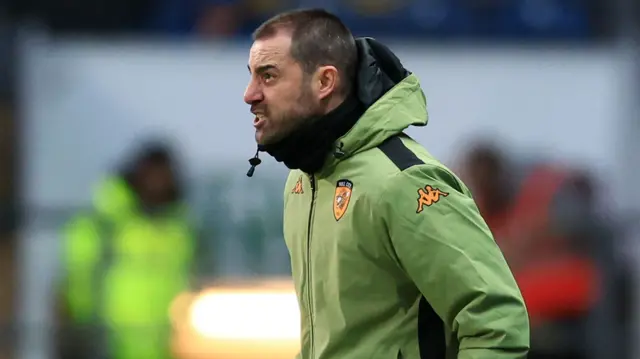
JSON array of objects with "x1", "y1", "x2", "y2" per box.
[
  {"x1": 291, "y1": 176, "x2": 304, "y2": 194},
  {"x1": 416, "y1": 185, "x2": 449, "y2": 213},
  {"x1": 333, "y1": 179, "x2": 353, "y2": 221}
]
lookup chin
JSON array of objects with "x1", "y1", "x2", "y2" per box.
[
  {"x1": 255, "y1": 131, "x2": 271, "y2": 146},
  {"x1": 256, "y1": 126, "x2": 292, "y2": 146}
]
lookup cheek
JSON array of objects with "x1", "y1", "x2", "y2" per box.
[{"x1": 265, "y1": 87, "x2": 297, "y2": 110}]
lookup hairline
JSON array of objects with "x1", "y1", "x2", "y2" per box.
[{"x1": 252, "y1": 15, "x2": 355, "y2": 96}]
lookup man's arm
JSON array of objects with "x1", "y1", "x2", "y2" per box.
[
  {"x1": 56, "y1": 214, "x2": 103, "y2": 358},
  {"x1": 60, "y1": 215, "x2": 103, "y2": 324},
  {"x1": 379, "y1": 164, "x2": 530, "y2": 359}
]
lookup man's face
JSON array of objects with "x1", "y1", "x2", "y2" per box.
[
  {"x1": 136, "y1": 161, "x2": 175, "y2": 206},
  {"x1": 244, "y1": 32, "x2": 323, "y2": 145}
]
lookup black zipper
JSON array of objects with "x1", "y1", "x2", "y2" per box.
[{"x1": 307, "y1": 175, "x2": 316, "y2": 358}]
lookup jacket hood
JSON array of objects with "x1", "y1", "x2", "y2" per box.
[{"x1": 328, "y1": 38, "x2": 429, "y2": 166}]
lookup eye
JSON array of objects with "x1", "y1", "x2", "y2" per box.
[{"x1": 262, "y1": 73, "x2": 275, "y2": 82}]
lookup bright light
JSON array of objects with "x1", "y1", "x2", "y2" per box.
[{"x1": 189, "y1": 290, "x2": 300, "y2": 340}]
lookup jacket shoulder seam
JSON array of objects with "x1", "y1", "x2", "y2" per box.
[{"x1": 377, "y1": 135, "x2": 424, "y2": 171}]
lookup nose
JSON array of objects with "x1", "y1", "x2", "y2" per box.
[{"x1": 244, "y1": 80, "x2": 264, "y2": 105}]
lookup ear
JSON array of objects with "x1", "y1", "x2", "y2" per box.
[{"x1": 314, "y1": 65, "x2": 339, "y2": 100}]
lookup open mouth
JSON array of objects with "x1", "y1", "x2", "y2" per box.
[{"x1": 253, "y1": 115, "x2": 266, "y2": 128}]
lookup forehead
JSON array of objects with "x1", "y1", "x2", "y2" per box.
[{"x1": 249, "y1": 32, "x2": 294, "y2": 68}]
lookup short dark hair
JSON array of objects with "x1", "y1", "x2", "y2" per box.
[
  {"x1": 253, "y1": 8, "x2": 357, "y2": 96},
  {"x1": 467, "y1": 143, "x2": 504, "y2": 173}
]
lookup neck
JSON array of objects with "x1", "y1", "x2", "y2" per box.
[{"x1": 259, "y1": 95, "x2": 364, "y2": 174}]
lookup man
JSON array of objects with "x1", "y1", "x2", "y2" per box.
[
  {"x1": 243, "y1": 9, "x2": 529, "y2": 359},
  {"x1": 58, "y1": 140, "x2": 197, "y2": 359}
]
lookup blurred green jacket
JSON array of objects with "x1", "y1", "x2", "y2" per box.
[
  {"x1": 283, "y1": 54, "x2": 529, "y2": 358},
  {"x1": 61, "y1": 176, "x2": 195, "y2": 358}
]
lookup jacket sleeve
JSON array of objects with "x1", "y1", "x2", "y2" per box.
[
  {"x1": 379, "y1": 164, "x2": 530, "y2": 359},
  {"x1": 60, "y1": 214, "x2": 103, "y2": 324}
]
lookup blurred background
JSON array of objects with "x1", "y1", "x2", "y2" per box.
[{"x1": 0, "y1": 0, "x2": 639, "y2": 359}]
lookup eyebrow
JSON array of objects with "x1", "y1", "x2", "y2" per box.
[{"x1": 247, "y1": 64, "x2": 277, "y2": 74}]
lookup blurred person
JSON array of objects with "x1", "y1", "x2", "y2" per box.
[
  {"x1": 244, "y1": 8, "x2": 529, "y2": 359},
  {"x1": 460, "y1": 141, "x2": 603, "y2": 359},
  {"x1": 57, "y1": 140, "x2": 197, "y2": 359}
]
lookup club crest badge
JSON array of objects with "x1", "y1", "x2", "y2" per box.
[{"x1": 334, "y1": 179, "x2": 353, "y2": 221}]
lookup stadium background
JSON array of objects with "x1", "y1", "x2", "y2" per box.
[{"x1": 0, "y1": 0, "x2": 639, "y2": 358}]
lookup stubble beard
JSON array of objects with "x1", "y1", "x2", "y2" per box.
[{"x1": 261, "y1": 85, "x2": 323, "y2": 145}]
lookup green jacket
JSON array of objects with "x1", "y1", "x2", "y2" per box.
[
  {"x1": 283, "y1": 75, "x2": 529, "y2": 357},
  {"x1": 62, "y1": 176, "x2": 195, "y2": 327}
]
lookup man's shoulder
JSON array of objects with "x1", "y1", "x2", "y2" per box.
[
  {"x1": 343, "y1": 135, "x2": 470, "y2": 203},
  {"x1": 380, "y1": 160, "x2": 469, "y2": 202},
  {"x1": 375, "y1": 136, "x2": 466, "y2": 190}
]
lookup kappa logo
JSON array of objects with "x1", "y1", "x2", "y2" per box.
[
  {"x1": 416, "y1": 185, "x2": 449, "y2": 213},
  {"x1": 291, "y1": 176, "x2": 304, "y2": 194},
  {"x1": 333, "y1": 179, "x2": 353, "y2": 221}
]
